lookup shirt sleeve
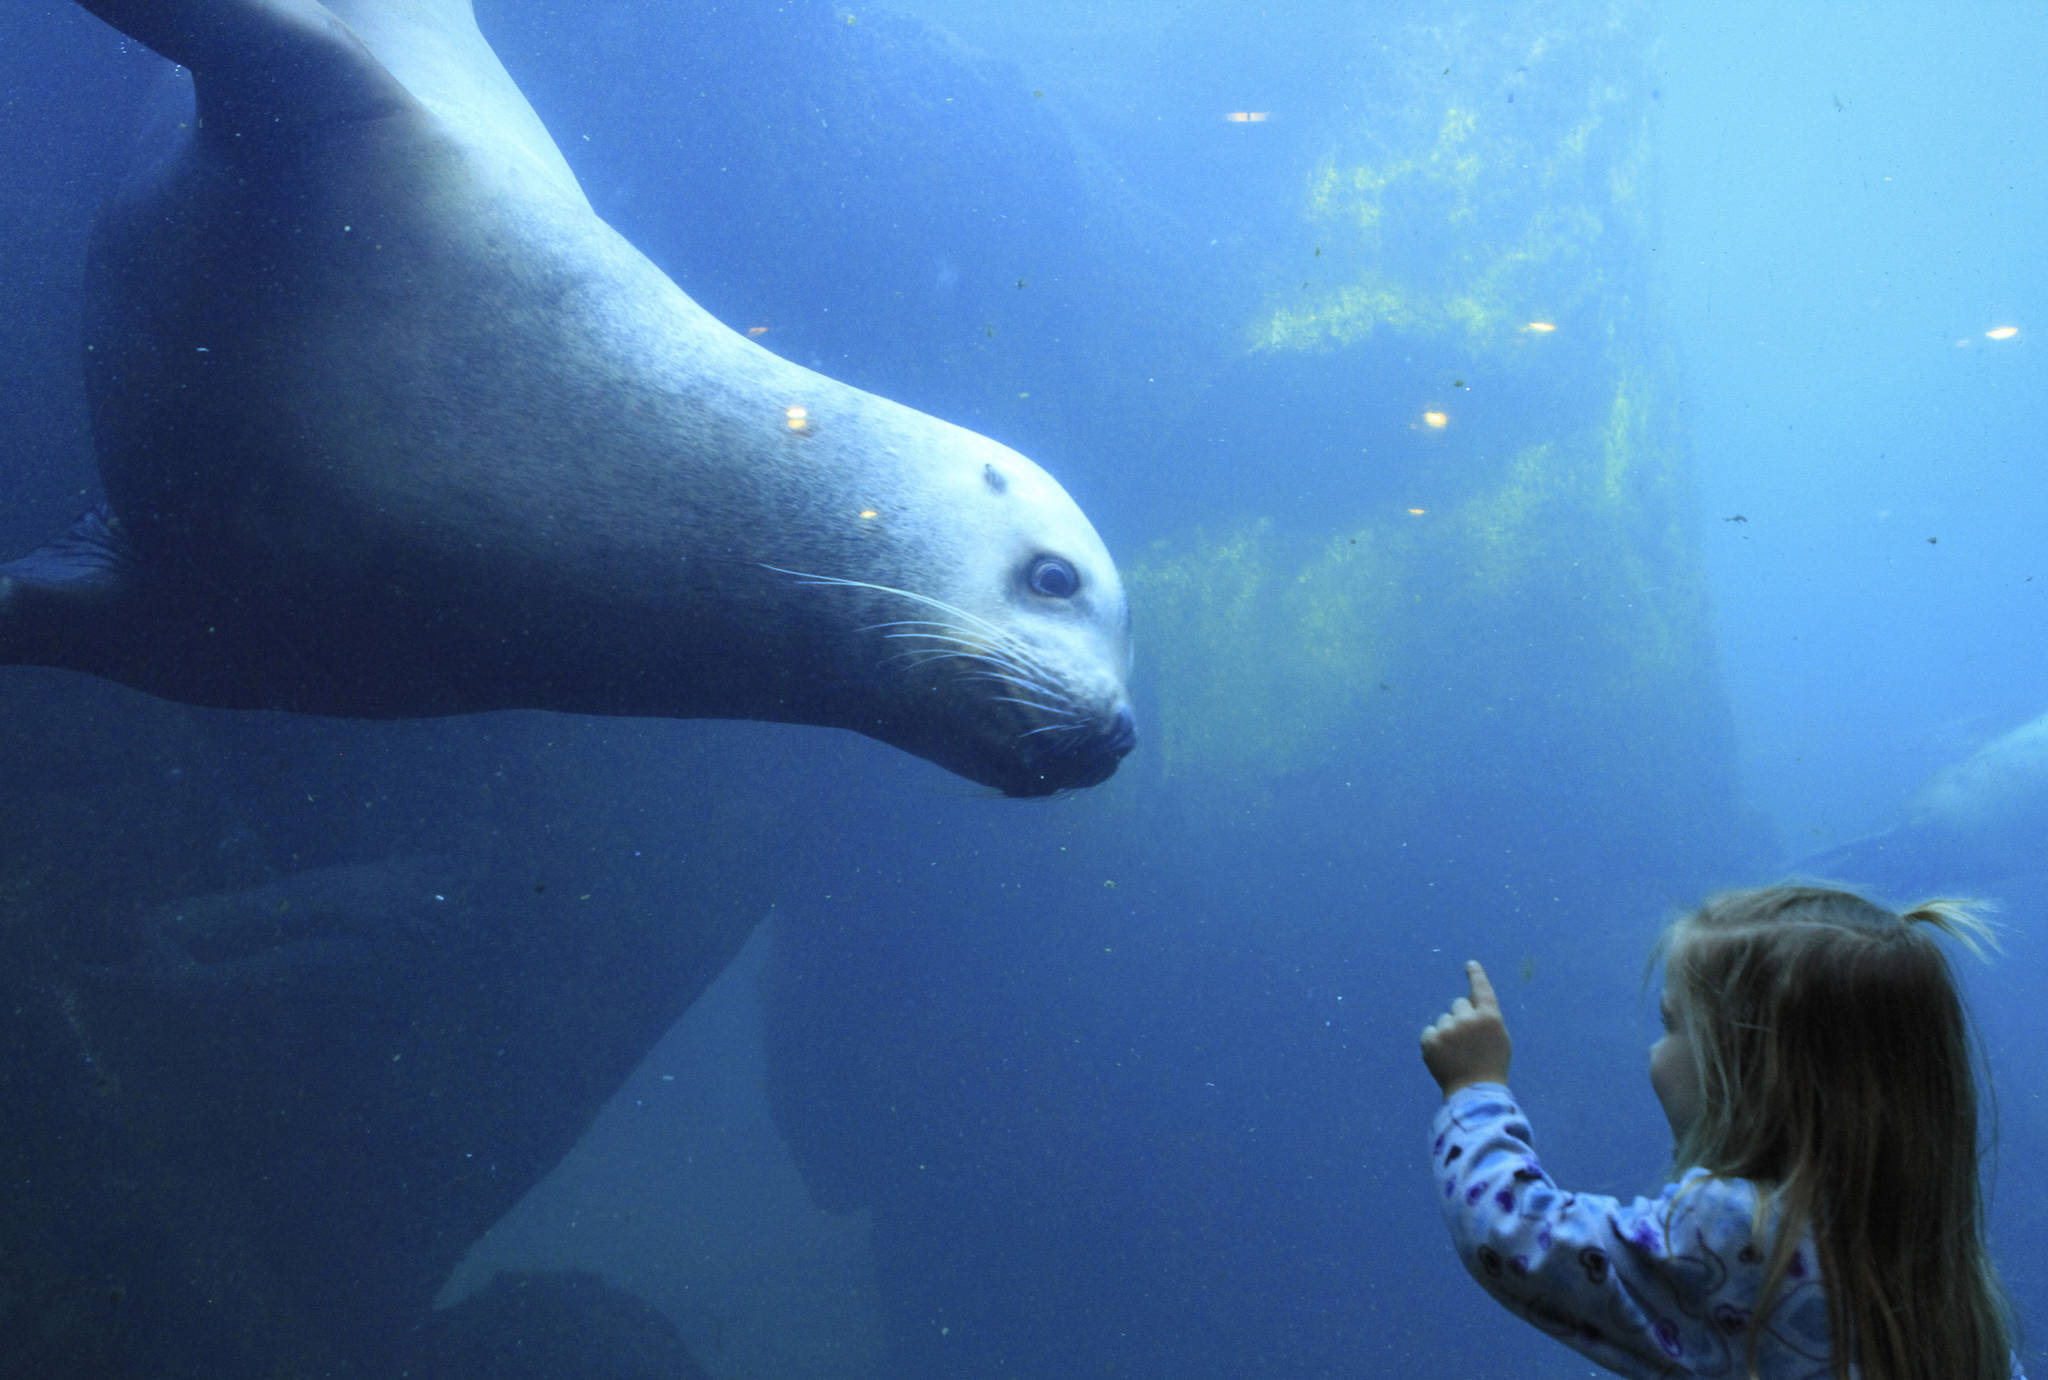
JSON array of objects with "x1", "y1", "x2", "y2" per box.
[{"x1": 1428, "y1": 1084, "x2": 1832, "y2": 1380}]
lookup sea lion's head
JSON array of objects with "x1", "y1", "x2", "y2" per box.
[{"x1": 764, "y1": 422, "x2": 1134, "y2": 797}]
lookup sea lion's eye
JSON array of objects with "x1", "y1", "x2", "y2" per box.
[{"x1": 1027, "y1": 555, "x2": 1079, "y2": 599}]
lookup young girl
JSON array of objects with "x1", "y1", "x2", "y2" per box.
[{"x1": 1419, "y1": 884, "x2": 2023, "y2": 1380}]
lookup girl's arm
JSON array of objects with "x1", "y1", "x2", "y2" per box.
[{"x1": 1430, "y1": 1086, "x2": 1830, "y2": 1380}]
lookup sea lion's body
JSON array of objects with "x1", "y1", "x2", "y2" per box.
[
  {"x1": 3, "y1": 0, "x2": 1134, "y2": 795},
  {"x1": 1799, "y1": 712, "x2": 2048, "y2": 889}
]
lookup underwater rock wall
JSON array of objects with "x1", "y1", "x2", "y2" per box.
[{"x1": 1120, "y1": 4, "x2": 1742, "y2": 883}]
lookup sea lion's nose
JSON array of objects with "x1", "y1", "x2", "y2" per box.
[
  {"x1": 1104, "y1": 704, "x2": 1137, "y2": 757},
  {"x1": 1007, "y1": 703, "x2": 1137, "y2": 795}
]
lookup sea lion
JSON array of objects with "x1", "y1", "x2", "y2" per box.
[
  {"x1": 0, "y1": 0, "x2": 1135, "y2": 797},
  {"x1": 1796, "y1": 710, "x2": 2048, "y2": 890}
]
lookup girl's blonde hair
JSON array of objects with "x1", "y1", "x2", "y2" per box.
[{"x1": 1656, "y1": 884, "x2": 2014, "y2": 1380}]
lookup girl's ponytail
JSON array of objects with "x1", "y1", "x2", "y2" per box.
[{"x1": 1898, "y1": 898, "x2": 1999, "y2": 960}]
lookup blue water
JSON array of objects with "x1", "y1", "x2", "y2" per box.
[{"x1": 1, "y1": 0, "x2": 2042, "y2": 1376}]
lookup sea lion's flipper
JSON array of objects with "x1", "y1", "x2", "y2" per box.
[
  {"x1": 1, "y1": 507, "x2": 154, "y2": 675},
  {"x1": 73, "y1": 0, "x2": 417, "y2": 135},
  {"x1": 0, "y1": 508, "x2": 258, "y2": 708},
  {"x1": 74, "y1": 0, "x2": 583, "y2": 204}
]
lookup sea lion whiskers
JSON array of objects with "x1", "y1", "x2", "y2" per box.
[
  {"x1": 924, "y1": 656, "x2": 1079, "y2": 731},
  {"x1": 894, "y1": 641, "x2": 1070, "y2": 707},
  {"x1": 765, "y1": 565, "x2": 1073, "y2": 706},
  {"x1": 881, "y1": 637, "x2": 1063, "y2": 694},
  {"x1": 965, "y1": 667, "x2": 1070, "y2": 704},
  {"x1": 874, "y1": 625, "x2": 1018, "y2": 668},
  {"x1": 996, "y1": 697, "x2": 1082, "y2": 723},
  {"x1": 759, "y1": 566, "x2": 1008, "y2": 640},
  {"x1": 880, "y1": 622, "x2": 1068, "y2": 685},
  {"x1": 1020, "y1": 721, "x2": 1088, "y2": 736},
  {"x1": 891, "y1": 636, "x2": 1082, "y2": 727}
]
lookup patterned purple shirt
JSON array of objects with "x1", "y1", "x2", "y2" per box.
[{"x1": 1431, "y1": 1084, "x2": 2024, "y2": 1380}]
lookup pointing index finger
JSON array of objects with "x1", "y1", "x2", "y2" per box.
[{"x1": 1465, "y1": 959, "x2": 1500, "y2": 1014}]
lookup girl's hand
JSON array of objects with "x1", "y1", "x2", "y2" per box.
[{"x1": 1420, "y1": 960, "x2": 1512, "y2": 1097}]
